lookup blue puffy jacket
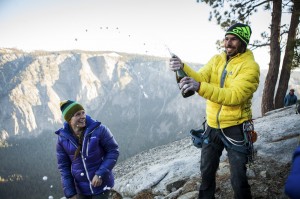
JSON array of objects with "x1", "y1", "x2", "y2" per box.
[
  {"x1": 285, "y1": 146, "x2": 300, "y2": 199},
  {"x1": 55, "y1": 115, "x2": 119, "y2": 198}
]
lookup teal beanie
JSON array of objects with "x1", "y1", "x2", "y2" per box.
[{"x1": 60, "y1": 100, "x2": 84, "y2": 121}]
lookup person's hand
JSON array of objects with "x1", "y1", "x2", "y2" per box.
[
  {"x1": 91, "y1": 175, "x2": 102, "y2": 187},
  {"x1": 169, "y1": 56, "x2": 183, "y2": 71},
  {"x1": 69, "y1": 195, "x2": 77, "y2": 199},
  {"x1": 179, "y1": 76, "x2": 200, "y2": 93}
]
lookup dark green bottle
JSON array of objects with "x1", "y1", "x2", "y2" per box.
[
  {"x1": 176, "y1": 69, "x2": 195, "y2": 98},
  {"x1": 167, "y1": 47, "x2": 195, "y2": 98}
]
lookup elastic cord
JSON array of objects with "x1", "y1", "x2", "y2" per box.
[{"x1": 220, "y1": 128, "x2": 246, "y2": 146}]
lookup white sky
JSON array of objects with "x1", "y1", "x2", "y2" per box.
[{"x1": 0, "y1": 0, "x2": 292, "y2": 68}]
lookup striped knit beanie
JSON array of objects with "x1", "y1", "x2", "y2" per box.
[
  {"x1": 60, "y1": 100, "x2": 84, "y2": 121},
  {"x1": 225, "y1": 23, "x2": 252, "y2": 46}
]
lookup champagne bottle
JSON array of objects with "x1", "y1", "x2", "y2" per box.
[
  {"x1": 166, "y1": 46, "x2": 194, "y2": 98},
  {"x1": 175, "y1": 68, "x2": 195, "y2": 98}
]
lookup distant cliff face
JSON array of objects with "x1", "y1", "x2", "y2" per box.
[
  {"x1": 0, "y1": 48, "x2": 299, "y2": 159},
  {"x1": 0, "y1": 49, "x2": 205, "y2": 159}
]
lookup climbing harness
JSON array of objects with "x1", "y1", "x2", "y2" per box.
[
  {"x1": 190, "y1": 119, "x2": 257, "y2": 163},
  {"x1": 218, "y1": 120, "x2": 257, "y2": 163}
]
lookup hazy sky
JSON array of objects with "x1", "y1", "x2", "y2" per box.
[{"x1": 0, "y1": 0, "x2": 291, "y2": 68}]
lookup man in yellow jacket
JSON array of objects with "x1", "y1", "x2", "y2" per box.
[{"x1": 169, "y1": 23, "x2": 260, "y2": 199}]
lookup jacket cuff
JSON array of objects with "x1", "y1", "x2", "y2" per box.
[{"x1": 96, "y1": 169, "x2": 108, "y2": 178}]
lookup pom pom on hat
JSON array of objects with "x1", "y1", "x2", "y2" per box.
[
  {"x1": 225, "y1": 23, "x2": 252, "y2": 46},
  {"x1": 60, "y1": 100, "x2": 84, "y2": 121}
]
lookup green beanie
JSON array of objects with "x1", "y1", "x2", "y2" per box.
[
  {"x1": 225, "y1": 23, "x2": 252, "y2": 46},
  {"x1": 60, "y1": 100, "x2": 84, "y2": 121}
]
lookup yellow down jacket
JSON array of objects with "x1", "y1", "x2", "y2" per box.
[{"x1": 183, "y1": 50, "x2": 260, "y2": 129}]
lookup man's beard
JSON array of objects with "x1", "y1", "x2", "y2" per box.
[{"x1": 226, "y1": 44, "x2": 245, "y2": 57}]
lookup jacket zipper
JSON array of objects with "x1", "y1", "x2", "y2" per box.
[
  {"x1": 80, "y1": 125, "x2": 100, "y2": 194},
  {"x1": 81, "y1": 152, "x2": 94, "y2": 194},
  {"x1": 216, "y1": 53, "x2": 241, "y2": 128},
  {"x1": 217, "y1": 59, "x2": 230, "y2": 128},
  {"x1": 86, "y1": 139, "x2": 90, "y2": 156}
]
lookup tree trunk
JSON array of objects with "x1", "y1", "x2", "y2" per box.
[
  {"x1": 261, "y1": 0, "x2": 282, "y2": 116},
  {"x1": 274, "y1": 0, "x2": 300, "y2": 108}
]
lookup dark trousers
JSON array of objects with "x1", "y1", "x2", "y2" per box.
[
  {"x1": 198, "y1": 125, "x2": 252, "y2": 199},
  {"x1": 77, "y1": 191, "x2": 110, "y2": 199}
]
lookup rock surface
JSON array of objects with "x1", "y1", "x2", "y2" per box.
[{"x1": 112, "y1": 105, "x2": 300, "y2": 199}]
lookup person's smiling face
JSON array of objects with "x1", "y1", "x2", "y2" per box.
[
  {"x1": 69, "y1": 109, "x2": 86, "y2": 129},
  {"x1": 224, "y1": 34, "x2": 244, "y2": 58}
]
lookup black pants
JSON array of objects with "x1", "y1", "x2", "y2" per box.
[
  {"x1": 77, "y1": 191, "x2": 110, "y2": 199},
  {"x1": 198, "y1": 125, "x2": 252, "y2": 199}
]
